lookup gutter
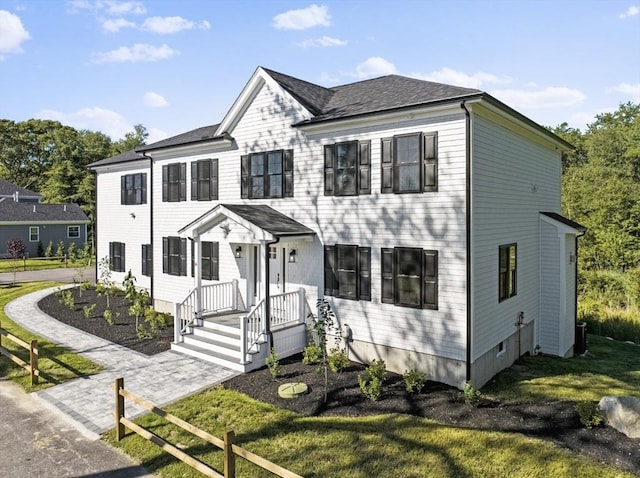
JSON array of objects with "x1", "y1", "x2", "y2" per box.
[{"x1": 461, "y1": 100, "x2": 472, "y2": 382}]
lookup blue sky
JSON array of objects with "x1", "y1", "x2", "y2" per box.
[{"x1": 1, "y1": 0, "x2": 639, "y2": 143}]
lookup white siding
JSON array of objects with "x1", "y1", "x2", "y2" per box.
[
  {"x1": 562, "y1": 234, "x2": 576, "y2": 355},
  {"x1": 94, "y1": 163, "x2": 151, "y2": 290},
  {"x1": 539, "y1": 221, "x2": 561, "y2": 354},
  {"x1": 471, "y1": 114, "x2": 562, "y2": 361}
]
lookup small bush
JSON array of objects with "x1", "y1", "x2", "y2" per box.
[
  {"x1": 265, "y1": 348, "x2": 280, "y2": 379},
  {"x1": 144, "y1": 308, "x2": 172, "y2": 335},
  {"x1": 358, "y1": 359, "x2": 387, "y2": 401},
  {"x1": 463, "y1": 381, "x2": 482, "y2": 407},
  {"x1": 575, "y1": 400, "x2": 604, "y2": 429},
  {"x1": 45, "y1": 241, "x2": 54, "y2": 258},
  {"x1": 403, "y1": 369, "x2": 427, "y2": 394},
  {"x1": 103, "y1": 309, "x2": 114, "y2": 325},
  {"x1": 57, "y1": 289, "x2": 75, "y2": 310},
  {"x1": 302, "y1": 342, "x2": 323, "y2": 365},
  {"x1": 56, "y1": 240, "x2": 65, "y2": 258},
  {"x1": 328, "y1": 348, "x2": 350, "y2": 373},
  {"x1": 83, "y1": 303, "x2": 96, "y2": 319},
  {"x1": 67, "y1": 242, "x2": 77, "y2": 262}
]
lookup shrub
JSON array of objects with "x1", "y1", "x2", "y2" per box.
[
  {"x1": 45, "y1": 241, "x2": 54, "y2": 258},
  {"x1": 56, "y1": 240, "x2": 65, "y2": 258},
  {"x1": 303, "y1": 342, "x2": 323, "y2": 365},
  {"x1": 144, "y1": 308, "x2": 172, "y2": 334},
  {"x1": 463, "y1": 381, "x2": 482, "y2": 407},
  {"x1": 265, "y1": 347, "x2": 280, "y2": 379},
  {"x1": 57, "y1": 289, "x2": 75, "y2": 310},
  {"x1": 328, "y1": 348, "x2": 350, "y2": 373},
  {"x1": 103, "y1": 309, "x2": 114, "y2": 325},
  {"x1": 83, "y1": 303, "x2": 96, "y2": 319},
  {"x1": 37, "y1": 240, "x2": 44, "y2": 257},
  {"x1": 358, "y1": 359, "x2": 387, "y2": 401},
  {"x1": 67, "y1": 242, "x2": 77, "y2": 262},
  {"x1": 575, "y1": 400, "x2": 604, "y2": 429},
  {"x1": 403, "y1": 369, "x2": 427, "y2": 394}
]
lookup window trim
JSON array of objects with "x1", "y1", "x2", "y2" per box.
[
  {"x1": 121, "y1": 172, "x2": 147, "y2": 205},
  {"x1": 67, "y1": 225, "x2": 80, "y2": 238},
  {"x1": 29, "y1": 226, "x2": 39, "y2": 242},
  {"x1": 499, "y1": 243, "x2": 517, "y2": 302}
]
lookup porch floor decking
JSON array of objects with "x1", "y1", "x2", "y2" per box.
[{"x1": 201, "y1": 310, "x2": 246, "y2": 328}]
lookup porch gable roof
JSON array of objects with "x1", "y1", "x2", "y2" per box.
[
  {"x1": 540, "y1": 212, "x2": 586, "y2": 234},
  {"x1": 178, "y1": 204, "x2": 316, "y2": 241}
]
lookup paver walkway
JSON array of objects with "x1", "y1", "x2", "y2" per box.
[{"x1": 5, "y1": 286, "x2": 237, "y2": 437}]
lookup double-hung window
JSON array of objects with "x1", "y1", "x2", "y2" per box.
[
  {"x1": 68, "y1": 225, "x2": 80, "y2": 238},
  {"x1": 381, "y1": 247, "x2": 438, "y2": 309},
  {"x1": 241, "y1": 150, "x2": 293, "y2": 199},
  {"x1": 162, "y1": 236, "x2": 187, "y2": 276},
  {"x1": 191, "y1": 241, "x2": 219, "y2": 280},
  {"x1": 121, "y1": 173, "x2": 147, "y2": 204},
  {"x1": 324, "y1": 244, "x2": 371, "y2": 301},
  {"x1": 142, "y1": 244, "x2": 152, "y2": 277},
  {"x1": 381, "y1": 132, "x2": 437, "y2": 194},
  {"x1": 109, "y1": 241, "x2": 126, "y2": 272},
  {"x1": 162, "y1": 163, "x2": 186, "y2": 202},
  {"x1": 191, "y1": 159, "x2": 218, "y2": 201},
  {"x1": 29, "y1": 226, "x2": 39, "y2": 242},
  {"x1": 324, "y1": 140, "x2": 371, "y2": 196},
  {"x1": 499, "y1": 244, "x2": 517, "y2": 301}
]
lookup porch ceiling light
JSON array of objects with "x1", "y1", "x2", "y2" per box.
[
  {"x1": 235, "y1": 245, "x2": 242, "y2": 258},
  {"x1": 289, "y1": 248, "x2": 296, "y2": 263}
]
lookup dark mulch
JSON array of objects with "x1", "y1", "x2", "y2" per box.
[
  {"x1": 38, "y1": 288, "x2": 639, "y2": 475},
  {"x1": 38, "y1": 287, "x2": 173, "y2": 356}
]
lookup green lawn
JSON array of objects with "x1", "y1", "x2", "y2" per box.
[
  {"x1": 0, "y1": 282, "x2": 102, "y2": 391},
  {"x1": 0, "y1": 257, "x2": 91, "y2": 273}
]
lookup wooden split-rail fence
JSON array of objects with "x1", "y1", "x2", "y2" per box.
[
  {"x1": 114, "y1": 378, "x2": 303, "y2": 478},
  {"x1": 0, "y1": 322, "x2": 39, "y2": 385}
]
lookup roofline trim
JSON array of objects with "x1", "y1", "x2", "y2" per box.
[{"x1": 136, "y1": 132, "x2": 233, "y2": 154}]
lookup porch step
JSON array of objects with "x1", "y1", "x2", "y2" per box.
[
  {"x1": 183, "y1": 333, "x2": 241, "y2": 359},
  {"x1": 171, "y1": 342, "x2": 247, "y2": 373}
]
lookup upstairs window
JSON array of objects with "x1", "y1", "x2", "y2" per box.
[
  {"x1": 162, "y1": 236, "x2": 187, "y2": 276},
  {"x1": 324, "y1": 140, "x2": 371, "y2": 196},
  {"x1": 241, "y1": 150, "x2": 293, "y2": 199},
  {"x1": 381, "y1": 132, "x2": 437, "y2": 194},
  {"x1": 162, "y1": 163, "x2": 186, "y2": 202},
  {"x1": 381, "y1": 247, "x2": 438, "y2": 309},
  {"x1": 121, "y1": 173, "x2": 147, "y2": 205},
  {"x1": 109, "y1": 241, "x2": 126, "y2": 272},
  {"x1": 499, "y1": 243, "x2": 517, "y2": 301},
  {"x1": 191, "y1": 159, "x2": 218, "y2": 201},
  {"x1": 324, "y1": 244, "x2": 371, "y2": 301}
]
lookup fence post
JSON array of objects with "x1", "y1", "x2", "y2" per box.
[
  {"x1": 115, "y1": 377, "x2": 125, "y2": 441},
  {"x1": 224, "y1": 430, "x2": 236, "y2": 478},
  {"x1": 30, "y1": 340, "x2": 38, "y2": 385}
]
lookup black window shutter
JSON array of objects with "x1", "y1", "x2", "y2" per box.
[
  {"x1": 359, "y1": 141, "x2": 371, "y2": 195},
  {"x1": 283, "y1": 149, "x2": 294, "y2": 197},
  {"x1": 212, "y1": 242, "x2": 219, "y2": 280},
  {"x1": 241, "y1": 155, "x2": 249, "y2": 199},
  {"x1": 423, "y1": 133, "x2": 438, "y2": 192},
  {"x1": 191, "y1": 240, "x2": 195, "y2": 278},
  {"x1": 162, "y1": 237, "x2": 168, "y2": 273},
  {"x1": 120, "y1": 176, "x2": 126, "y2": 204},
  {"x1": 381, "y1": 138, "x2": 393, "y2": 194},
  {"x1": 211, "y1": 159, "x2": 219, "y2": 200},
  {"x1": 324, "y1": 145, "x2": 334, "y2": 196},
  {"x1": 109, "y1": 242, "x2": 114, "y2": 270},
  {"x1": 324, "y1": 245, "x2": 336, "y2": 296},
  {"x1": 141, "y1": 173, "x2": 147, "y2": 204},
  {"x1": 179, "y1": 163, "x2": 187, "y2": 201},
  {"x1": 381, "y1": 248, "x2": 394, "y2": 303},
  {"x1": 191, "y1": 162, "x2": 198, "y2": 200},
  {"x1": 162, "y1": 165, "x2": 168, "y2": 202},
  {"x1": 120, "y1": 243, "x2": 126, "y2": 272},
  {"x1": 423, "y1": 250, "x2": 438, "y2": 309},
  {"x1": 358, "y1": 247, "x2": 371, "y2": 301},
  {"x1": 180, "y1": 238, "x2": 187, "y2": 276}
]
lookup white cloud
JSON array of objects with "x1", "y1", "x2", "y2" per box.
[
  {"x1": 410, "y1": 67, "x2": 511, "y2": 89},
  {"x1": 0, "y1": 10, "x2": 30, "y2": 59},
  {"x1": 146, "y1": 127, "x2": 169, "y2": 144},
  {"x1": 352, "y1": 57, "x2": 397, "y2": 78},
  {"x1": 143, "y1": 92, "x2": 168, "y2": 107},
  {"x1": 102, "y1": 17, "x2": 135, "y2": 32},
  {"x1": 272, "y1": 4, "x2": 330, "y2": 30},
  {"x1": 141, "y1": 16, "x2": 210, "y2": 34},
  {"x1": 91, "y1": 43, "x2": 178, "y2": 63},
  {"x1": 492, "y1": 86, "x2": 586, "y2": 109},
  {"x1": 67, "y1": 0, "x2": 146, "y2": 16},
  {"x1": 606, "y1": 82, "x2": 640, "y2": 101},
  {"x1": 37, "y1": 107, "x2": 132, "y2": 139},
  {"x1": 296, "y1": 35, "x2": 347, "y2": 48},
  {"x1": 619, "y1": 5, "x2": 639, "y2": 18}
]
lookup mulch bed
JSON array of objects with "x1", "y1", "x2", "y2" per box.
[{"x1": 38, "y1": 287, "x2": 639, "y2": 475}]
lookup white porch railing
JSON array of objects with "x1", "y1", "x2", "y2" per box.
[{"x1": 174, "y1": 280, "x2": 241, "y2": 342}]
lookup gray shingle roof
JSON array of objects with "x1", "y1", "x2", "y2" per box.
[
  {"x1": 221, "y1": 204, "x2": 315, "y2": 237},
  {"x1": 137, "y1": 124, "x2": 225, "y2": 153},
  {"x1": 541, "y1": 212, "x2": 586, "y2": 231},
  {"x1": 0, "y1": 202, "x2": 89, "y2": 223},
  {"x1": 87, "y1": 149, "x2": 147, "y2": 169},
  {"x1": 0, "y1": 179, "x2": 42, "y2": 200}
]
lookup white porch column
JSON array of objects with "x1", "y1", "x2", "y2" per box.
[
  {"x1": 259, "y1": 240, "x2": 268, "y2": 301},
  {"x1": 194, "y1": 234, "x2": 202, "y2": 321}
]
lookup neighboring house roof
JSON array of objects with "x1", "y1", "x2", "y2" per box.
[
  {"x1": 540, "y1": 212, "x2": 586, "y2": 232},
  {"x1": 0, "y1": 202, "x2": 89, "y2": 224},
  {"x1": 0, "y1": 178, "x2": 42, "y2": 202},
  {"x1": 87, "y1": 149, "x2": 147, "y2": 169}
]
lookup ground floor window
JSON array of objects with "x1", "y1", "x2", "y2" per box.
[
  {"x1": 29, "y1": 226, "x2": 39, "y2": 242},
  {"x1": 381, "y1": 247, "x2": 438, "y2": 309},
  {"x1": 109, "y1": 241, "x2": 125, "y2": 272},
  {"x1": 163, "y1": 236, "x2": 186, "y2": 276},
  {"x1": 142, "y1": 244, "x2": 152, "y2": 277},
  {"x1": 324, "y1": 244, "x2": 371, "y2": 301},
  {"x1": 499, "y1": 243, "x2": 517, "y2": 301},
  {"x1": 68, "y1": 225, "x2": 80, "y2": 238}
]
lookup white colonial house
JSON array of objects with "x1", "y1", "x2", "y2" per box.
[{"x1": 89, "y1": 67, "x2": 584, "y2": 388}]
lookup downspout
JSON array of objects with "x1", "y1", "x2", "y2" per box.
[
  {"x1": 264, "y1": 236, "x2": 281, "y2": 351},
  {"x1": 141, "y1": 153, "x2": 154, "y2": 301},
  {"x1": 461, "y1": 101, "x2": 472, "y2": 382}
]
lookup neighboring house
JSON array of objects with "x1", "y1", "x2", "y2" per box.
[
  {"x1": 89, "y1": 67, "x2": 584, "y2": 388},
  {"x1": 0, "y1": 179, "x2": 89, "y2": 258}
]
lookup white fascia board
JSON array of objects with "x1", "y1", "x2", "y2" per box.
[
  {"x1": 91, "y1": 159, "x2": 150, "y2": 174},
  {"x1": 216, "y1": 67, "x2": 268, "y2": 135},
  {"x1": 142, "y1": 137, "x2": 234, "y2": 160}
]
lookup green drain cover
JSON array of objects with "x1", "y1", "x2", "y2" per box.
[{"x1": 278, "y1": 382, "x2": 308, "y2": 399}]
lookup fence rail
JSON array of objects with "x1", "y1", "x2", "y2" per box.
[
  {"x1": 114, "y1": 378, "x2": 302, "y2": 478},
  {"x1": 0, "y1": 322, "x2": 39, "y2": 385}
]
